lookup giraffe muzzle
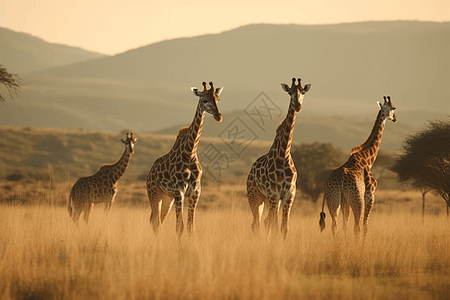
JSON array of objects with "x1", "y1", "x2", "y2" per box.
[
  {"x1": 213, "y1": 113, "x2": 223, "y2": 122},
  {"x1": 392, "y1": 113, "x2": 398, "y2": 123}
]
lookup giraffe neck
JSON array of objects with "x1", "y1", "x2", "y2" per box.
[
  {"x1": 104, "y1": 147, "x2": 132, "y2": 182},
  {"x1": 270, "y1": 101, "x2": 298, "y2": 159},
  {"x1": 352, "y1": 110, "x2": 386, "y2": 167},
  {"x1": 183, "y1": 101, "x2": 205, "y2": 157}
]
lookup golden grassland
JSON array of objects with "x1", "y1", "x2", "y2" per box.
[{"x1": 1, "y1": 182, "x2": 449, "y2": 300}]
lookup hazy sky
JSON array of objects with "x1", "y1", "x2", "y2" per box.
[{"x1": 1, "y1": 0, "x2": 449, "y2": 55}]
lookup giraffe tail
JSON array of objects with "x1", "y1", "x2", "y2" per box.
[
  {"x1": 68, "y1": 191, "x2": 73, "y2": 217},
  {"x1": 319, "y1": 195, "x2": 326, "y2": 232}
]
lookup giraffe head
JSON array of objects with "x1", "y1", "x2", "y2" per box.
[
  {"x1": 121, "y1": 133, "x2": 138, "y2": 154},
  {"x1": 191, "y1": 81, "x2": 223, "y2": 122},
  {"x1": 281, "y1": 78, "x2": 311, "y2": 112},
  {"x1": 377, "y1": 96, "x2": 397, "y2": 123}
]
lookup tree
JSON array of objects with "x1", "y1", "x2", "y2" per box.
[
  {"x1": 371, "y1": 150, "x2": 396, "y2": 181},
  {"x1": 0, "y1": 65, "x2": 22, "y2": 102},
  {"x1": 416, "y1": 184, "x2": 431, "y2": 222},
  {"x1": 391, "y1": 120, "x2": 450, "y2": 215},
  {"x1": 291, "y1": 142, "x2": 345, "y2": 203}
]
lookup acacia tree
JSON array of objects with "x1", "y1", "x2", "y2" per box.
[
  {"x1": 371, "y1": 150, "x2": 396, "y2": 183},
  {"x1": 292, "y1": 142, "x2": 345, "y2": 203},
  {"x1": 391, "y1": 120, "x2": 450, "y2": 215},
  {"x1": 0, "y1": 65, "x2": 22, "y2": 102},
  {"x1": 416, "y1": 184, "x2": 431, "y2": 222}
]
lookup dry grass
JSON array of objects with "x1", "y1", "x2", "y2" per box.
[{"x1": 1, "y1": 184, "x2": 449, "y2": 300}]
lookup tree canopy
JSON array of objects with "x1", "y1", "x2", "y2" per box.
[
  {"x1": 291, "y1": 142, "x2": 345, "y2": 202},
  {"x1": 391, "y1": 120, "x2": 450, "y2": 211},
  {"x1": 0, "y1": 65, "x2": 22, "y2": 102}
]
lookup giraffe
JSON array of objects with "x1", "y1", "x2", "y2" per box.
[
  {"x1": 68, "y1": 133, "x2": 137, "y2": 224},
  {"x1": 319, "y1": 96, "x2": 397, "y2": 237},
  {"x1": 247, "y1": 78, "x2": 311, "y2": 239},
  {"x1": 147, "y1": 81, "x2": 223, "y2": 237}
]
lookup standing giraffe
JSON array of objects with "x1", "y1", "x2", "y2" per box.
[
  {"x1": 68, "y1": 133, "x2": 137, "y2": 224},
  {"x1": 319, "y1": 96, "x2": 397, "y2": 237},
  {"x1": 147, "y1": 82, "x2": 223, "y2": 237},
  {"x1": 247, "y1": 78, "x2": 311, "y2": 239}
]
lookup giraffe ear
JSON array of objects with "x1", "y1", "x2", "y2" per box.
[
  {"x1": 121, "y1": 139, "x2": 126, "y2": 144},
  {"x1": 281, "y1": 84, "x2": 290, "y2": 93},
  {"x1": 303, "y1": 84, "x2": 311, "y2": 92},
  {"x1": 191, "y1": 87, "x2": 200, "y2": 97},
  {"x1": 133, "y1": 138, "x2": 138, "y2": 143},
  {"x1": 215, "y1": 87, "x2": 223, "y2": 96},
  {"x1": 377, "y1": 101, "x2": 383, "y2": 108}
]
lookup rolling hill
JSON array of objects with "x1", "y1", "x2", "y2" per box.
[
  {"x1": 1, "y1": 21, "x2": 449, "y2": 151},
  {"x1": 0, "y1": 26, "x2": 106, "y2": 73},
  {"x1": 0, "y1": 126, "x2": 401, "y2": 192},
  {"x1": 33, "y1": 21, "x2": 450, "y2": 114},
  {"x1": 0, "y1": 126, "x2": 274, "y2": 184}
]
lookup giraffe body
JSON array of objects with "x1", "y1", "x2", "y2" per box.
[
  {"x1": 68, "y1": 133, "x2": 137, "y2": 224},
  {"x1": 147, "y1": 82, "x2": 223, "y2": 237},
  {"x1": 320, "y1": 96, "x2": 397, "y2": 237},
  {"x1": 247, "y1": 78, "x2": 311, "y2": 239}
]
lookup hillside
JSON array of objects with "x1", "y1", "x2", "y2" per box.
[
  {"x1": 33, "y1": 21, "x2": 450, "y2": 117},
  {"x1": 0, "y1": 126, "x2": 273, "y2": 185},
  {"x1": 0, "y1": 126, "x2": 400, "y2": 190},
  {"x1": 0, "y1": 21, "x2": 448, "y2": 151},
  {"x1": 38, "y1": 21, "x2": 449, "y2": 95},
  {"x1": 0, "y1": 26, "x2": 106, "y2": 73},
  {"x1": 156, "y1": 109, "x2": 411, "y2": 152}
]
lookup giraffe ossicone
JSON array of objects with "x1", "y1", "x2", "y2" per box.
[
  {"x1": 147, "y1": 81, "x2": 223, "y2": 238},
  {"x1": 319, "y1": 96, "x2": 397, "y2": 237},
  {"x1": 68, "y1": 133, "x2": 137, "y2": 224},
  {"x1": 246, "y1": 77, "x2": 311, "y2": 239}
]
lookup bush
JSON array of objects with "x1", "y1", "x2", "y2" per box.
[{"x1": 6, "y1": 171, "x2": 25, "y2": 181}]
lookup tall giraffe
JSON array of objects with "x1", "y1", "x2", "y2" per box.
[
  {"x1": 319, "y1": 96, "x2": 397, "y2": 237},
  {"x1": 247, "y1": 78, "x2": 311, "y2": 239},
  {"x1": 147, "y1": 81, "x2": 223, "y2": 237},
  {"x1": 68, "y1": 133, "x2": 137, "y2": 224}
]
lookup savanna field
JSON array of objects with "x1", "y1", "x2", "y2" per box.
[
  {"x1": 1, "y1": 19, "x2": 450, "y2": 300},
  {"x1": 1, "y1": 180, "x2": 449, "y2": 300}
]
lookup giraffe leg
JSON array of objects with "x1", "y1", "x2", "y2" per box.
[
  {"x1": 330, "y1": 203, "x2": 340, "y2": 237},
  {"x1": 71, "y1": 202, "x2": 83, "y2": 224},
  {"x1": 186, "y1": 189, "x2": 200, "y2": 235},
  {"x1": 104, "y1": 201, "x2": 111, "y2": 214},
  {"x1": 147, "y1": 185, "x2": 163, "y2": 234},
  {"x1": 149, "y1": 200, "x2": 162, "y2": 234},
  {"x1": 247, "y1": 186, "x2": 265, "y2": 235},
  {"x1": 174, "y1": 190, "x2": 185, "y2": 237},
  {"x1": 341, "y1": 193, "x2": 350, "y2": 235},
  {"x1": 160, "y1": 193, "x2": 174, "y2": 226},
  {"x1": 264, "y1": 197, "x2": 280, "y2": 235},
  {"x1": 351, "y1": 182, "x2": 365, "y2": 238},
  {"x1": 83, "y1": 203, "x2": 94, "y2": 224},
  {"x1": 324, "y1": 186, "x2": 341, "y2": 237},
  {"x1": 363, "y1": 169, "x2": 377, "y2": 237},
  {"x1": 69, "y1": 184, "x2": 84, "y2": 225},
  {"x1": 281, "y1": 192, "x2": 295, "y2": 240},
  {"x1": 104, "y1": 188, "x2": 117, "y2": 214}
]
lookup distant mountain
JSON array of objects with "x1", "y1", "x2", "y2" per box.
[
  {"x1": 0, "y1": 27, "x2": 106, "y2": 73},
  {"x1": 1, "y1": 21, "x2": 449, "y2": 152},
  {"x1": 37, "y1": 21, "x2": 450, "y2": 110}
]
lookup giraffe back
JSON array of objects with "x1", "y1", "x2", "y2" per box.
[{"x1": 71, "y1": 174, "x2": 117, "y2": 204}]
